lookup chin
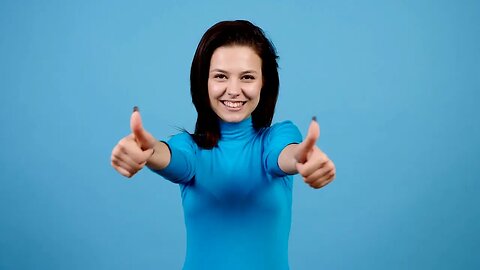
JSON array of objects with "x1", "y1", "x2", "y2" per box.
[{"x1": 219, "y1": 114, "x2": 248, "y2": 123}]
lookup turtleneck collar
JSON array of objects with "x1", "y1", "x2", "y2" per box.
[{"x1": 219, "y1": 116, "x2": 255, "y2": 141}]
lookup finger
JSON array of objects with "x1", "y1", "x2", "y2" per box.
[
  {"x1": 304, "y1": 165, "x2": 334, "y2": 184},
  {"x1": 296, "y1": 149, "x2": 328, "y2": 177},
  {"x1": 295, "y1": 117, "x2": 320, "y2": 163},
  {"x1": 114, "y1": 165, "x2": 133, "y2": 178},
  {"x1": 111, "y1": 159, "x2": 135, "y2": 178},
  {"x1": 310, "y1": 178, "x2": 332, "y2": 189},
  {"x1": 113, "y1": 152, "x2": 144, "y2": 171},
  {"x1": 130, "y1": 106, "x2": 155, "y2": 150},
  {"x1": 111, "y1": 155, "x2": 139, "y2": 173},
  {"x1": 118, "y1": 140, "x2": 153, "y2": 165},
  {"x1": 115, "y1": 135, "x2": 148, "y2": 164},
  {"x1": 130, "y1": 106, "x2": 145, "y2": 143},
  {"x1": 125, "y1": 148, "x2": 154, "y2": 165},
  {"x1": 326, "y1": 169, "x2": 336, "y2": 181},
  {"x1": 310, "y1": 171, "x2": 335, "y2": 189}
]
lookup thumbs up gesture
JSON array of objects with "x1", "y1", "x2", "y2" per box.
[
  {"x1": 111, "y1": 107, "x2": 157, "y2": 178},
  {"x1": 295, "y1": 118, "x2": 336, "y2": 189}
]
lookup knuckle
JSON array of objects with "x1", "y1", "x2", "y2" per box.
[
  {"x1": 117, "y1": 142, "x2": 126, "y2": 152},
  {"x1": 111, "y1": 152, "x2": 121, "y2": 161},
  {"x1": 111, "y1": 146, "x2": 121, "y2": 156},
  {"x1": 111, "y1": 159, "x2": 120, "y2": 167},
  {"x1": 297, "y1": 166, "x2": 306, "y2": 176},
  {"x1": 117, "y1": 138, "x2": 127, "y2": 147},
  {"x1": 126, "y1": 169, "x2": 136, "y2": 177},
  {"x1": 134, "y1": 163, "x2": 144, "y2": 171},
  {"x1": 329, "y1": 160, "x2": 335, "y2": 169},
  {"x1": 325, "y1": 159, "x2": 332, "y2": 167},
  {"x1": 133, "y1": 155, "x2": 146, "y2": 165},
  {"x1": 119, "y1": 169, "x2": 130, "y2": 178},
  {"x1": 118, "y1": 137, "x2": 133, "y2": 149}
]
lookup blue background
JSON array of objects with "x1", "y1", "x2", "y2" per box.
[{"x1": 1, "y1": 0, "x2": 479, "y2": 269}]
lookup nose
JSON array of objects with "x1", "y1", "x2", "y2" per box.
[{"x1": 226, "y1": 79, "x2": 241, "y2": 98}]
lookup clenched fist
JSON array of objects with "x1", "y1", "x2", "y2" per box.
[
  {"x1": 111, "y1": 107, "x2": 157, "y2": 178},
  {"x1": 295, "y1": 118, "x2": 336, "y2": 189}
]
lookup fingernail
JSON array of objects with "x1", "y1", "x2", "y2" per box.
[
  {"x1": 312, "y1": 116, "x2": 317, "y2": 122},
  {"x1": 133, "y1": 106, "x2": 139, "y2": 112}
]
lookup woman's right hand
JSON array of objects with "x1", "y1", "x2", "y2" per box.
[{"x1": 111, "y1": 107, "x2": 157, "y2": 178}]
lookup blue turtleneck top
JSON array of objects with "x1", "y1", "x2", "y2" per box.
[{"x1": 155, "y1": 117, "x2": 302, "y2": 270}]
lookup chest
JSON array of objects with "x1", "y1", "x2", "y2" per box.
[
  {"x1": 180, "y1": 139, "x2": 293, "y2": 222},
  {"x1": 195, "y1": 141, "x2": 267, "y2": 197}
]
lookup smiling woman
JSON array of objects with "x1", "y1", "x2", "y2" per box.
[
  {"x1": 110, "y1": 20, "x2": 336, "y2": 270},
  {"x1": 208, "y1": 46, "x2": 262, "y2": 123},
  {"x1": 189, "y1": 20, "x2": 281, "y2": 149}
]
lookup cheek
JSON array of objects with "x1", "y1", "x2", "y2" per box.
[
  {"x1": 243, "y1": 82, "x2": 262, "y2": 100},
  {"x1": 208, "y1": 80, "x2": 223, "y2": 98}
]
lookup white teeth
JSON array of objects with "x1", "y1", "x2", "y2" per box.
[{"x1": 222, "y1": 101, "x2": 244, "y2": 108}]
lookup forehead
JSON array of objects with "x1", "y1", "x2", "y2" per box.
[{"x1": 209, "y1": 46, "x2": 262, "y2": 71}]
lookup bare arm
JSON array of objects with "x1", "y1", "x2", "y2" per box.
[
  {"x1": 278, "y1": 144, "x2": 300, "y2": 175},
  {"x1": 146, "y1": 140, "x2": 171, "y2": 171}
]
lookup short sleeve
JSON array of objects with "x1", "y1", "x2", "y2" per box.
[
  {"x1": 263, "y1": 121, "x2": 302, "y2": 177},
  {"x1": 151, "y1": 132, "x2": 197, "y2": 184}
]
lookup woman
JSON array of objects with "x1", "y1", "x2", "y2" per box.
[{"x1": 111, "y1": 20, "x2": 336, "y2": 270}]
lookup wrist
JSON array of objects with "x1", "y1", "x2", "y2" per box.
[{"x1": 146, "y1": 141, "x2": 171, "y2": 170}]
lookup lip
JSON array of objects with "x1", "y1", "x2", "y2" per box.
[{"x1": 220, "y1": 100, "x2": 247, "y2": 111}]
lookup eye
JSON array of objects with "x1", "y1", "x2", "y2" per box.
[
  {"x1": 242, "y1": 75, "x2": 255, "y2": 81},
  {"x1": 213, "y1": 74, "x2": 227, "y2": 80}
]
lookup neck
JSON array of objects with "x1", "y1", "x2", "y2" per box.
[{"x1": 219, "y1": 117, "x2": 255, "y2": 141}]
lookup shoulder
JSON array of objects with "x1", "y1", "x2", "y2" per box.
[
  {"x1": 169, "y1": 131, "x2": 194, "y2": 141},
  {"x1": 260, "y1": 120, "x2": 303, "y2": 176},
  {"x1": 167, "y1": 131, "x2": 198, "y2": 151},
  {"x1": 259, "y1": 120, "x2": 303, "y2": 148},
  {"x1": 269, "y1": 120, "x2": 299, "y2": 130},
  {"x1": 264, "y1": 120, "x2": 302, "y2": 138}
]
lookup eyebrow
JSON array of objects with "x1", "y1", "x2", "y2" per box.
[{"x1": 209, "y1": 68, "x2": 259, "y2": 75}]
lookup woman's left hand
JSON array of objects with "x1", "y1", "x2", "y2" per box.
[{"x1": 295, "y1": 118, "x2": 336, "y2": 189}]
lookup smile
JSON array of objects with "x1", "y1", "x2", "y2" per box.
[{"x1": 221, "y1": 100, "x2": 247, "y2": 109}]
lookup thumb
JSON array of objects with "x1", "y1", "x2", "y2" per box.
[
  {"x1": 130, "y1": 106, "x2": 156, "y2": 150},
  {"x1": 295, "y1": 117, "x2": 320, "y2": 163}
]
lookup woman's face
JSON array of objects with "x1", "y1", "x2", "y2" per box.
[{"x1": 208, "y1": 45, "x2": 263, "y2": 123}]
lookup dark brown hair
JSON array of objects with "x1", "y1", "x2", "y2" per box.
[{"x1": 190, "y1": 20, "x2": 279, "y2": 149}]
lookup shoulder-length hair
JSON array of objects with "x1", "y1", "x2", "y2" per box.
[{"x1": 190, "y1": 20, "x2": 280, "y2": 149}]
